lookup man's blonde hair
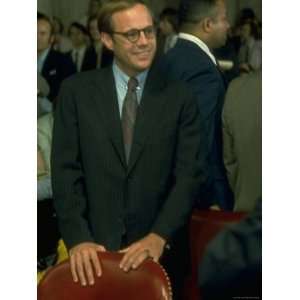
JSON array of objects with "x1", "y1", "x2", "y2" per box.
[{"x1": 97, "y1": 0, "x2": 151, "y2": 33}]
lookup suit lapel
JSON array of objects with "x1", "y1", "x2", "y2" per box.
[
  {"x1": 41, "y1": 50, "x2": 54, "y2": 77},
  {"x1": 90, "y1": 66, "x2": 167, "y2": 173},
  {"x1": 127, "y1": 66, "x2": 166, "y2": 174},
  {"x1": 91, "y1": 68, "x2": 127, "y2": 169}
]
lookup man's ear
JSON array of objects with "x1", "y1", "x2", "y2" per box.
[
  {"x1": 100, "y1": 32, "x2": 114, "y2": 51},
  {"x1": 202, "y1": 17, "x2": 213, "y2": 33}
]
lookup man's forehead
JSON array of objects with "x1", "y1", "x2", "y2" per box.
[
  {"x1": 111, "y1": 4, "x2": 153, "y2": 31},
  {"x1": 38, "y1": 20, "x2": 51, "y2": 30}
]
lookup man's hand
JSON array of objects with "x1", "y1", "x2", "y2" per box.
[
  {"x1": 209, "y1": 204, "x2": 221, "y2": 211},
  {"x1": 69, "y1": 242, "x2": 106, "y2": 286},
  {"x1": 119, "y1": 233, "x2": 166, "y2": 272}
]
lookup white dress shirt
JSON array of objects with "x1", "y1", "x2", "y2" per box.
[{"x1": 72, "y1": 46, "x2": 86, "y2": 72}]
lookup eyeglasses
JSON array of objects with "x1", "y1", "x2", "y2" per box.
[{"x1": 110, "y1": 26, "x2": 156, "y2": 43}]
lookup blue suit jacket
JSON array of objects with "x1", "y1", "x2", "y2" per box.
[{"x1": 160, "y1": 38, "x2": 233, "y2": 209}]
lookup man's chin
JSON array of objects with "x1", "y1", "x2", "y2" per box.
[{"x1": 135, "y1": 59, "x2": 153, "y2": 71}]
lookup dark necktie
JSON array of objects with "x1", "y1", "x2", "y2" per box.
[
  {"x1": 74, "y1": 50, "x2": 79, "y2": 71},
  {"x1": 122, "y1": 77, "x2": 139, "y2": 164}
]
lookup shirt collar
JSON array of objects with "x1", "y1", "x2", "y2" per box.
[
  {"x1": 178, "y1": 32, "x2": 217, "y2": 65},
  {"x1": 112, "y1": 60, "x2": 149, "y2": 92}
]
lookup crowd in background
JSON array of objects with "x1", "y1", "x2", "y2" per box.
[
  {"x1": 38, "y1": 2, "x2": 262, "y2": 105},
  {"x1": 37, "y1": 0, "x2": 262, "y2": 299}
]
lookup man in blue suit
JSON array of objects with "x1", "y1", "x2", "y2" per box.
[{"x1": 160, "y1": 0, "x2": 233, "y2": 210}]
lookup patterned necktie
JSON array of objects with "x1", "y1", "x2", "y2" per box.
[{"x1": 122, "y1": 77, "x2": 139, "y2": 164}]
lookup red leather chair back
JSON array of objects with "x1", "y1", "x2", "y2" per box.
[
  {"x1": 38, "y1": 251, "x2": 172, "y2": 300},
  {"x1": 184, "y1": 209, "x2": 247, "y2": 300}
]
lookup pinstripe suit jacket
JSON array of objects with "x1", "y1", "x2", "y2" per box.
[{"x1": 51, "y1": 65, "x2": 205, "y2": 251}]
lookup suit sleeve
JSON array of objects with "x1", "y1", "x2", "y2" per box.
[
  {"x1": 222, "y1": 85, "x2": 238, "y2": 191},
  {"x1": 51, "y1": 78, "x2": 94, "y2": 250},
  {"x1": 152, "y1": 85, "x2": 206, "y2": 241},
  {"x1": 186, "y1": 64, "x2": 223, "y2": 170},
  {"x1": 174, "y1": 63, "x2": 229, "y2": 209}
]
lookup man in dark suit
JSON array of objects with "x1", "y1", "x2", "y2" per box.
[
  {"x1": 160, "y1": 0, "x2": 233, "y2": 210},
  {"x1": 51, "y1": 1, "x2": 206, "y2": 299},
  {"x1": 37, "y1": 13, "x2": 76, "y2": 102},
  {"x1": 67, "y1": 22, "x2": 98, "y2": 72},
  {"x1": 87, "y1": 16, "x2": 114, "y2": 68}
]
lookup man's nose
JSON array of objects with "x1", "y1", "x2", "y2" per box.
[{"x1": 137, "y1": 31, "x2": 148, "y2": 45}]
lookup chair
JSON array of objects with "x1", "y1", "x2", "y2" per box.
[
  {"x1": 38, "y1": 251, "x2": 172, "y2": 300},
  {"x1": 183, "y1": 209, "x2": 247, "y2": 300}
]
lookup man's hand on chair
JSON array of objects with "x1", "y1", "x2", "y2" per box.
[
  {"x1": 69, "y1": 242, "x2": 106, "y2": 286},
  {"x1": 119, "y1": 233, "x2": 166, "y2": 272}
]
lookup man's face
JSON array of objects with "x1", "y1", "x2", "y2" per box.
[
  {"x1": 69, "y1": 26, "x2": 87, "y2": 48},
  {"x1": 209, "y1": 0, "x2": 230, "y2": 48},
  {"x1": 102, "y1": 4, "x2": 156, "y2": 76},
  {"x1": 37, "y1": 19, "x2": 53, "y2": 53},
  {"x1": 240, "y1": 23, "x2": 251, "y2": 42}
]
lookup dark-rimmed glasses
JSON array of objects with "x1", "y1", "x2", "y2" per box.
[{"x1": 110, "y1": 26, "x2": 156, "y2": 43}]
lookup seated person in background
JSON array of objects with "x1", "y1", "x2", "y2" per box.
[
  {"x1": 37, "y1": 13, "x2": 76, "y2": 102},
  {"x1": 222, "y1": 70, "x2": 261, "y2": 212},
  {"x1": 87, "y1": 16, "x2": 114, "y2": 68},
  {"x1": 37, "y1": 112, "x2": 60, "y2": 271},
  {"x1": 37, "y1": 73, "x2": 52, "y2": 118},
  {"x1": 228, "y1": 7, "x2": 259, "y2": 56},
  {"x1": 52, "y1": 16, "x2": 72, "y2": 53},
  {"x1": 237, "y1": 7, "x2": 258, "y2": 26},
  {"x1": 67, "y1": 22, "x2": 97, "y2": 72},
  {"x1": 198, "y1": 199, "x2": 262, "y2": 300},
  {"x1": 238, "y1": 20, "x2": 262, "y2": 73},
  {"x1": 38, "y1": 112, "x2": 54, "y2": 198},
  {"x1": 159, "y1": 8, "x2": 179, "y2": 53},
  {"x1": 213, "y1": 28, "x2": 240, "y2": 83},
  {"x1": 37, "y1": 72, "x2": 49, "y2": 98}
]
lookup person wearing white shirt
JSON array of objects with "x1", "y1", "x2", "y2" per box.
[
  {"x1": 238, "y1": 21, "x2": 262, "y2": 73},
  {"x1": 68, "y1": 21, "x2": 103, "y2": 73},
  {"x1": 52, "y1": 16, "x2": 72, "y2": 53},
  {"x1": 68, "y1": 22, "x2": 90, "y2": 72},
  {"x1": 87, "y1": 16, "x2": 114, "y2": 68},
  {"x1": 37, "y1": 13, "x2": 76, "y2": 102}
]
